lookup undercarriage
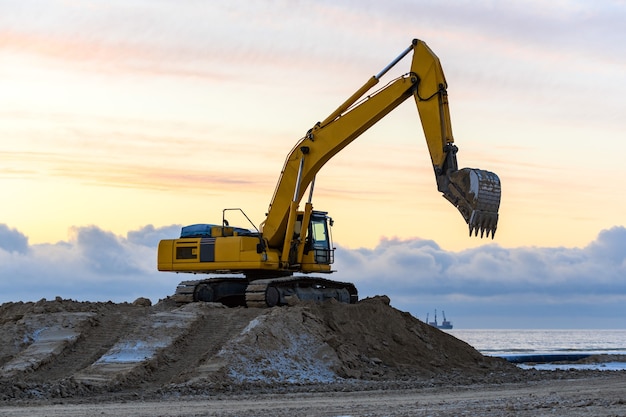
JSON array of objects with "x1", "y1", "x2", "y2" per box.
[{"x1": 172, "y1": 276, "x2": 358, "y2": 307}]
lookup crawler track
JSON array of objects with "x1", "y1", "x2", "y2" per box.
[
  {"x1": 173, "y1": 276, "x2": 358, "y2": 308},
  {"x1": 245, "y1": 276, "x2": 358, "y2": 308}
]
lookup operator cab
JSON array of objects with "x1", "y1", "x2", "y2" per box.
[{"x1": 308, "y1": 211, "x2": 334, "y2": 265}]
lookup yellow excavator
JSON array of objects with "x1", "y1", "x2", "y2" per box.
[{"x1": 158, "y1": 39, "x2": 501, "y2": 307}]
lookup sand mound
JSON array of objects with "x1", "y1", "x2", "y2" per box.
[
  {"x1": 208, "y1": 296, "x2": 508, "y2": 385},
  {"x1": 0, "y1": 296, "x2": 518, "y2": 401}
]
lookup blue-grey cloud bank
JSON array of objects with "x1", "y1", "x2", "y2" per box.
[{"x1": 1, "y1": 224, "x2": 624, "y2": 329}]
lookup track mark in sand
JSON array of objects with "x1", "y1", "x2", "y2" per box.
[
  {"x1": 23, "y1": 306, "x2": 149, "y2": 383},
  {"x1": 70, "y1": 304, "x2": 263, "y2": 387},
  {"x1": 72, "y1": 307, "x2": 201, "y2": 386},
  {"x1": 1, "y1": 312, "x2": 95, "y2": 376},
  {"x1": 140, "y1": 307, "x2": 266, "y2": 388}
]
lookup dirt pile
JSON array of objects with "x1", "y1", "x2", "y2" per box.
[
  {"x1": 207, "y1": 296, "x2": 511, "y2": 385},
  {"x1": 0, "y1": 295, "x2": 519, "y2": 401}
]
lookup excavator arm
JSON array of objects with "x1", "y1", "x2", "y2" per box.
[{"x1": 261, "y1": 39, "x2": 501, "y2": 255}]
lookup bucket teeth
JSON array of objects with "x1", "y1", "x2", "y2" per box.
[
  {"x1": 469, "y1": 210, "x2": 498, "y2": 239},
  {"x1": 443, "y1": 168, "x2": 501, "y2": 239}
]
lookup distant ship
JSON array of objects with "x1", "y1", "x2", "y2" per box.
[{"x1": 426, "y1": 309, "x2": 453, "y2": 330}]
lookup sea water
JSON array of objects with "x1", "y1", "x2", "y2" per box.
[{"x1": 447, "y1": 329, "x2": 626, "y2": 371}]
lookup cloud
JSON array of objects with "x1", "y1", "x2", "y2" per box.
[
  {"x1": 0, "y1": 224, "x2": 29, "y2": 254},
  {"x1": 1, "y1": 223, "x2": 625, "y2": 327},
  {"x1": 0, "y1": 2, "x2": 372, "y2": 80},
  {"x1": 332, "y1": 226, "x2": 626, "y2": 327},
  {"x1": 9, "y1": 0, "x2": 621, "y2": 84},
  {"x1": 0, "y1": 224, "x2": 182, "y2": 303},
  {"x1": 335, "y1": 227, "x2": 626, "y2": 298},
  {"x1": 126, "y1": 224, "x2": 182, "y2": 247},
  {"x1": 69, "y1": 226, "x2": 145, "y2": 275},
  {"x1": 585, "y1": 227, "x2": 626, "y2": 264},
  {"x1": 0, "y1": 148, "x2": 267, "y2": 193}
]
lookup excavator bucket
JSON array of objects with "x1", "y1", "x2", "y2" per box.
[{"x1": 443, "y1": 168, "x2": 501, "y2": 238}]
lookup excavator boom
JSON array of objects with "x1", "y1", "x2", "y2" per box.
[{"x1": 261, "y1": 39, "x2": 500, "y2": 249}]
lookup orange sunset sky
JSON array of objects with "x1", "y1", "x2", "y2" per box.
[
  {"x1": 2, "y1": 1, "x2": 626, "y2": 327},
  {"x1": 2, "y1": 1, "x2": 625, "y2": 252}
]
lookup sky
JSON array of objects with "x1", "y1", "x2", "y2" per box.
[{"x1": 1, "y1": 0, "x2": 625, "y2": 328}]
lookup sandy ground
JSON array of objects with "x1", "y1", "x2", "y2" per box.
[
  {"x1": 1, "y1": 374, "x2": 625, "y2": 416},
  {"x1": 1, "y1": 296, "x2": 625, "y2": 416}
]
